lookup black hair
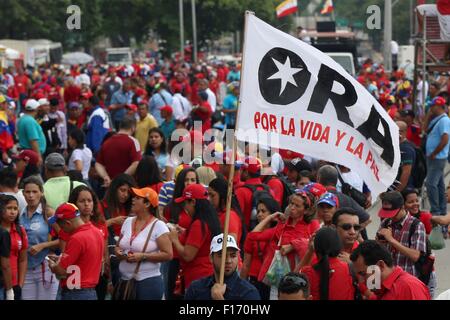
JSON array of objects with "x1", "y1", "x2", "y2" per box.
[
  {"x1": 69, "y1": 128, "x2": 85, "y2": 150},
  {"x1": 165, "y1": 168, "x2": 199, "y2": 223},
  {"x1": 278, "y1": 272, "x2": 310, "y2": 297},
  {"x1": 20, "y1": 165, "x2": 40, "y2": 185},
  {"x1": 89, "y1": 95, "x2": 100, "y2": 106},
  {"x1": 120, "y1": 115, "x2": 137, "y2": 130},
  {"x1": 69, "y1": 185, "x2": 105, "y2": 224},
  {"x1": 331, "y1": 207, "x2": 359, "y2": 226},
  {"x1": 145, "y1": 127, "x2": 168, "y2": 156},
  {"x1": 313, "y1": 227, "x2": 342, "y2": 301},
  {"x1": 0, "y1": 194, "x2": 22, "y2": 238},
  {"x1": 186, "y1": 198, "x2": 221, "y2": 239},
  {"x1": 103, "y1": 174, "x2": 136, "y2": 217},
  {"x1": 208, "y1": 177, "x2": 244, "y2": 222},
  {"x1": 0, "y1": 167, "x2": 18, "y2": 189},
  {"x1": 135, "y1": 155, "x2": 163, "y2": 188},
  {"x1": 300, "y1": 170, "x2": 316, "y2": 182},
  {"x1": 401, "y1": 188, "x2": 419, "y2": 201},
  {"x1": 22, "y1": 176, "x2": 48, "y2": 223},
  {"x1": 350, "y1": 240, "x2": 394, "y2": 267}
]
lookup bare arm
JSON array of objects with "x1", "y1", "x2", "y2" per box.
[
  {"x1": 29, "y1": 140, "x2": 43, "y2": 166},
  {"x1": 18, "y1": 250, "x2": 27, "y2": 287},
  {"x1": 95, "y1": 162, "x2": 111, "y2": 187},
  {"x1": 397, "y1": 164, "x2": 412, "y2": 192},
  {"x1": 142, "y1": 234, "x2": 173, "y2": 263},
  {"x1": 74, "y1": 160, "x2": 83, "y2": 172},
  {"x1": 124, "y1": 161, "x2": 139, "y2": 176}
]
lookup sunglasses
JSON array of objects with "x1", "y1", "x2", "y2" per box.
[
  {"x1": 281, "y1": 275, "x2": 308, "y2": 288},
  {"x1": 338, "y1": 223, "x2": 362, "y2": 232}
]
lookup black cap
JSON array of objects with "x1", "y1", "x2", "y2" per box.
[
  {"x1": 378, "y1": 191, "x2": 404, "y2": 219},
  {"x1": 286, "y1": 158, "x2": 312, "y2": 173}
]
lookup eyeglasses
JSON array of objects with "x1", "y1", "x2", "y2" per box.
[
  {"x1": 338, "y1": 223, "x2": 362, "y2": 232},
  {"x1": 280, "y1": 275, "x2": 308, "y2": 288}
]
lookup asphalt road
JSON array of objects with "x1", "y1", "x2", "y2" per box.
[{"x1": 366, "y1": 163, "x2": 450, "y2": 298}]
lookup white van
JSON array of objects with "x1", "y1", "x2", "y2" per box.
[
  {"x1": 106, "y1": 47, "x2": 132, "y2": 66},
  {"x1": 326, "y1": 52, "x2": 356, "y2": 77}
]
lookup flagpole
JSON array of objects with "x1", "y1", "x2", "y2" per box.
[{"x1": 219, "y1": 10, "x2": 254, "y2": 286}]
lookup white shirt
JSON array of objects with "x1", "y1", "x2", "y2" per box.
[
  {"x1": 118, "y1": 218, "x2": 169, "y2": 281},
  {"x1": 206, "y1": 88, "x2": 217, "y2": 112},
  {"x1": 417, "y1": 80, "x2": 429, "y2": 105},
  {"x1": 391, "y1": 41, "x2": 399, "y2": 55},
  {"x1": 336, "y1": 170, "x2": 364, "y2": 193},
  {"x1": 75, "y1": 73, "x2": 91, "y2": 87},
  {"x1": 172, "y1": 93, "x2": 192, "y2": 121},
  {"x1": 68, "y1": 146, "x2": 93, "y2": 180}
]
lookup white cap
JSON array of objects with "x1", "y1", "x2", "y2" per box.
[
  {"x1": 38, "y1": 98, "x2": 50, "y2": 106},
  {"x1": 210, "y1": 233, "x2": 240, "y2": 254},
  {"x1": 25, "y1": 99, "x2": 40, "y2": 111}
]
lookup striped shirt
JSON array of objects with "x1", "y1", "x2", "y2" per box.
[
  {"x1": 379, "y1": 213, "x2": 427, "y2": 277},
  {"x1": 159, "y1": 180, "x2": 175, "y2": 207}
]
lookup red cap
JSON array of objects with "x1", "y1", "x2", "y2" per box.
[
  {"x1": 126, "y1": 104, "x2": 138, "y2": 112},
  {"x1": 12, "y1": 150, "x2": 39, "y2": 166},
  {"x1": 175, "y1": 184, "x2": 208, "y2": 203},
  {"x1": 80, "y1": 92, "x2": 93, "y2": 100},
  {"x1": 34, "y1": 91, "x2": 45, "y2": 100},
  {"x1": 302, "y1": 183, "x2": 327, "y2": 198},
  {"x1": 195, "y1": 73, "x2": 205, "y2": 79},
  {"x1": 135, "y1": 88, "x2": 146, "y2": 97},
  {"x1": 55, "y1": 203, "x2": 81, "y2": 221},
  {"x1": 432, "y1": 96, "x2": 446, "y2": 107},
  {"x1": 172, "y1": 83, "x2": 183, "y2": 94},
  {"x1": 243, "y1": 156, "x2": 262, "y2": 175},
  {"x1": 138, "y1": 99, "x2": 149, "y2": 106},
  {"x1": 160, "y1": 105, "x2": 173, "y2": 115}
]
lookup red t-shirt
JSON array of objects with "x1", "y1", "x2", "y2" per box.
[
  {"x1": 243, "y1": 232, "x2": 270, "y2": 278},
  {"x1": 301, "y1": 257, "x2": 355, "y2": 300},
  {"x1": 376, "y1": 266, "x2": 430, "y2": 300},
  {"x1": 150, "y1": 182, "x2": 164, "y2": 195},
  {"x1": 164, "y1": 208, "x2": 192, "y2": 260},
  {"x1": 406, "y1": 124, "x2": 422, "y2": 148},
  {"x1": 179, "y1": 219, "x2": 213, "y2": 289},
  {"x1": 192, "y1": 102, "x2": 212, "y2": 134},
  {"x1": 438, "y1": 0, "x2": 450, "y2": 15},
  {"x1": 218, "y1": 209, "x2": 242, "y2": 245},
  {"x1": 96, "y1": 133, "x2": 142, "y2": 179},
  {"x1": 14, "y1": 75, "x2": 29, "y2": 95},
  {"x1": 9, "y1": 225, "x2": 28, "y2": 286},
  {"x1": 59, "y1": 223, "x2": 104, "y2": 289},
  {"x1": 266, "y1": 176, "x2": 284, "y2": 208},
  {"x1": 92, "y1": 221, "x2": 108, "y2": 241},
  {"x1": 100, "y1": 201, "x2": 129, "y2": 237},
  {"x1": 64, "y1": 85, "x2": 81, "y2": 103},
  {"x1": 414, "y1": 211, "x2": 433, "y2": 235}
]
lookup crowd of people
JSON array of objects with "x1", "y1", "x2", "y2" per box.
[{"x1": 0, "y1": 37, "x2": 450, "y2": 300}]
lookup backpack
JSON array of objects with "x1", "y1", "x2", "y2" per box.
[
  {"x1": 263, "y1": 174, "x2": 295, "y2": 211},
  {"x1": 238, "y1": 184, "x2": 272, "y2": 230},
  {"x1": 412, "y1": 146, "x2": 427, "y2": 190},
  {"x1": 408, "y1": 217, "x2": 434, "y2": 285}
]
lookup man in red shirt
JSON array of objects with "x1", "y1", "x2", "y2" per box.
[
  {"x1": 331, "y1": 208, "x2": 361, "y2": 261},
  {"x1": 48, "y1": 203, "x2": 104, "y2": 300},
  {"x1": 400, "y1": 109, "x2": 422, "y2": 147},
  {"x1": 235, "y1": 157, "x2": 275, "y2": 230},
  {"x1": 350, "y1": 240, "x2": 430, "y2": 300},
  {"x1": 14, "y1": 68, "x2": 31, "y2": 109},
  {"x1": 95, "y1": 115, "x2": 142, "y2": 186}
]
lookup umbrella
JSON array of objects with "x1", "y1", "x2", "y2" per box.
[{"x1": 62, "y1": 52, "x2": 94, "y2": 65}]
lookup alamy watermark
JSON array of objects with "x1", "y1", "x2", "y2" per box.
[{"x1": 67, "y1": 5, "x2": 81, "y2": 30}]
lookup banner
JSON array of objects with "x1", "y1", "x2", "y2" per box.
[
  {"x1": 276, "y1": 0, "x2": 298, "y2": 19},
  {"x1": 236, "y1": 13, "x2": 400, "y2": 198}
]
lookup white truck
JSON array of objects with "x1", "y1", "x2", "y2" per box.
[
  {"x1": 0, "y1": 39, "x2": 62, "y2": 67},
  {"x1": 106, "y1": 47, "x2": 133, "y2": 66}
]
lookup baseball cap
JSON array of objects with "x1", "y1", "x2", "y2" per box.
[
  {"x1": 175, "y1": 184, "x2": 208, "y2": 203},
  {"x1": 38, "y1": 98, "x2": 50, "y2": 106},
  {"x1": 131, "y1": 187, "x2": 158, "y2": 208},
  {"x1": 378, "y1": 191, "x2": 404, "y2": 219},
  {"x1": 54, "y1": 203, "x2": 81, "y2": 221},
  {"x1": 243, "y1": 156, "x2": 262, "y2": 175},
  {"x1": 431, "y1": 96, "x2": 446, "y2": 107},
  {"x1": 80, "y1": 92, "x2": 94, "y2": 100},
  {"x1": 210, "y1": 233, "x2": 240, "y2": 254},
  {"x1": 44, "y1": 153, "x2": 65, "y2": 170},
  {"x1": 126, "y1": 104, "x2": 138, "y2": 112},
  {"x1": 25, "y1": 99, "x2": 40, "y2": 111},
  {"x1": 68, "y1": 101, "x2": 81, "y2": 109},
  {"x1": 160, "y1": 105, "x2": 173, "y2": 115},
  {"x1": 287, "y1": 158, "x2": 312, "y2": 173},
  {"x1": 301, "y1": 182, "x2": 327, "y2": 198},
  {"x1": 12, "y1": 150, "x2": 39, "y2": 166},
  {"x1": 317, "y1": 192, "x2": 338, "y2": 207}
]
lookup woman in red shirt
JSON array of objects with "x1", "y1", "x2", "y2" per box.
[
  {"x1": 247, "y1": 191, "x2": 320, "y2": 286},
  {"x1": 241, "y1": 196, "x2": 280, "y2": 300},
  {"x1": 69, "y1": 185, "x2": 109, "y2": 300},
  {"x1": 300, "y1": 227, "x2": 356, "y2": 300},
  {"x1": 0, "y1": 194, "x2": 28, "y2": 300},
  {"x1": 162, "y1": 167, "x2": 198, "y2": 300},
  {"x1": 168, "y1": 184, "x2": 221, "y2": 293},
  {"x1": 402, "y1": 188, "x2": 433, "y2": 235},
  {"x1": 191, "y1": 91, "x2": 212, "y2": 134},
  {"x1": 135, "y1": 155, "x2": 164, "y2": 194},
  {"x1": 207, "y1": 178, "x2": 243, "y2": 243}
]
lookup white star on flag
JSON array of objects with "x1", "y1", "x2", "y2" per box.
[{"x1": 267, "y1": 56, "x2": 303, "y2": 96}]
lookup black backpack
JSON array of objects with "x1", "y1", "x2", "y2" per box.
[
  {"x1": 263, "y1": 174, "x2": 295, "y2": 211},
  {"x1": 238, "y1": 184, "x2": 272, "y2": 230},
  {"x1": 412, "y1": 146, "x2": 427, "y2": 190}
]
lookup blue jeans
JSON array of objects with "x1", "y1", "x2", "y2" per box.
[
  {"x1": 0, "y1": 286, "x2": 4, "y2": 300},
  {"x1": 135, "y1": 275, "x2": 163, "y2": 300},
  {"x1": 425, "y1": 158, "x2": 447, "y2": 216},
  {"x1": 61, "y1": 288, "x2": 97, "y2": 300}
]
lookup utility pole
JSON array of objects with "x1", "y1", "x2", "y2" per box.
[
  {"x1": 384, "y1": 0, "x2": 392, "y2": 72},
  {"x1": 191, "y1": 0, "x2": 198, "y2": 63},
  {"x1": 179, "y1": 0, "x2": 184, "y2": 61}
]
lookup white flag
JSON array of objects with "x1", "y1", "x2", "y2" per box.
[{"x1": 236, "y1": 13, "x2": 400, "y2": 198}]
